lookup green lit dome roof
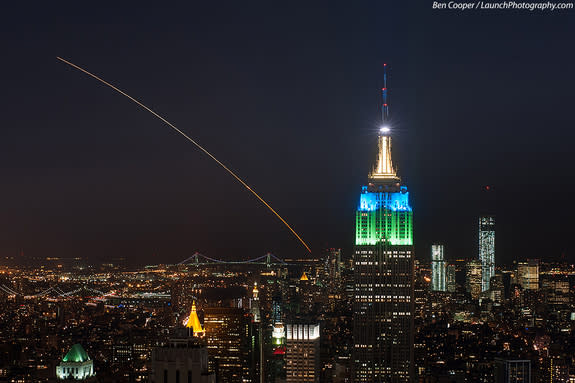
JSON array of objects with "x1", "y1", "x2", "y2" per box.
[{"x1": 62, "y1": 344, "x2": 90, "y2": 363}]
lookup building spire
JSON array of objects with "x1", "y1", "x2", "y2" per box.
[
  {"x1": 369, "y1": 64, "x2": 399, "y2": 182},
  {"x1": 369, "y1": 133, "x2": 398, "y2": 180},
  {"x1": 185, "y1": 301, "x2": 204, "y2": 336}
]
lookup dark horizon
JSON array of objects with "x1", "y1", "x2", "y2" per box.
[{"x1": 1, "y1": 3, "x2": 574, "y2": 265}]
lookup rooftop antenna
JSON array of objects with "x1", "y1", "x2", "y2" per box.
[{"x1": 381, "y1": 63, "x2": 390, "y2": 124}]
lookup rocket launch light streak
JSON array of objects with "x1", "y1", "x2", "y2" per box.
[{"x1": 56, "y1": 57, "x2": 311, "y2": 253}]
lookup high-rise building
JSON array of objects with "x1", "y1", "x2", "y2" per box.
[
  {"x1": 324, "y1": 248, "x2": 343, "y2": 284},
  {"x1": 466, "y1": 260, "x2": 482, "y2": 300},
  {"x1": 541, "y1": 274, "x2": 570, "y2": 306},
  {"x1": 272, "y1": 294, "x2": 283, "y2": 324},
  {"x1": 446, "y1": 264, "x2": 457, "y2": 293},
  {"x1": 541, "y1": 356, "x2": 569, "y2": 383},
  {"x1": 250, "y1": 283, "x2": 264, "y2": 383},
  {"x1": 431, "y1": 244, "x2": 446, "y2": 292},
  {"x1": 353, "y1": 73, "x2": 414, "y2": 382},
  {"x1": 250, "y1": 282, "x2": 261, "y2": 323},
  {"x1": 285, "y1": 324, "x2": 320, "y2": 383},
  {"x1": 204, "y1": 307, "x2": 254, "y2": 383},
  {"x1": 494, "y1": 358, "x2": 531, "y2": 383},
  {"x1": 150, "y1": 332, "x2": 215, "y2": 383},
  {"x1": 490, "y1": 273, "x2": 505, "y2": 306},
  {"x1": 517, "y1": 260, "x2": 539, "y2": 291},
  {"x1": 479, "y1": 216, "x2": 495, "y2": 291}
]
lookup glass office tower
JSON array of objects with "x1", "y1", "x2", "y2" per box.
[
  {"x1": 479, "y1": 216, "x2": 495, "y2": 291},
  {"x1": 431, "y1": 244, "x2": 446, "y2": 292}
]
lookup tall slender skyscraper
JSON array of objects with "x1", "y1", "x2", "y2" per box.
[
  {"x1": 446, "y1": 264, "x2": 457, "y2": 293},
  {"x1": 479, "y1": 216, "x2": 495, "y2": 291},
  {"x1": 353, "y1": 69, "x2": 414, "y2": 382},
  {"x1": 431, "y1": 244, "x2": 446, "y2": 292}
]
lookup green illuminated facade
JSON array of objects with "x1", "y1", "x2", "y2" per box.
[
  {"x1": 57, "y1": 343, "x2": 95, "y2": 380},
  {"x1": 355, "y1": 192, "x2": 413, "y2": 246},
  {"x1": 62, "y1": 344, "x2": 90, "y2": 363}
]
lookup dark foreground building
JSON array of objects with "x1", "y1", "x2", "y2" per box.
[{"x1": 150, "y1": 333, "x2": 214, "y2": 383}]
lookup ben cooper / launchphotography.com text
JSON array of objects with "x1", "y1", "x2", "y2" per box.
[{"x1": 432, "y1": 1, "x2": 574, "y2": 10}]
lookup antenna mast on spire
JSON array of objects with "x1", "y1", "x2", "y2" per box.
[
  {"x1": 381, "y1": 63, "x2": 390, "y2": 123},
  {"x1": 370, "y1": 63, "x2": 398, "y2": 182}
]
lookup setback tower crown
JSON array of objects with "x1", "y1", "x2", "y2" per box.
[
  {"x1": 369, "y1": 129, "x2": 400, "y2": 183},
  {"x1": 185, "y1": 301, "x2": 204, "y2": 336},
  {"x1": 369, "y1": 63, "x2": 400, "y2": 184}
]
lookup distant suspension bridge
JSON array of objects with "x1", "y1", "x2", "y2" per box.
[{"x1": 176, "y1": 252, "x2": 289, "y2": 267}]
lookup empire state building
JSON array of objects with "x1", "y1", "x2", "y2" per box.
[{"x1": 353, "y1": 71, "x2": 414, "y2": 382}]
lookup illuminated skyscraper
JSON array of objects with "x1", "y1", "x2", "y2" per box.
[
  {"x1": 517, "y1": 260, "x2": 539, "y2": 291},
  {"x1": 479, "y1": 216, "x2": 495, "y2": 291},
  {"x1": 466, "y1": 260, "x2": 482, "y2": 300},
  {"x1": 431, "y1": 244, "x2": 446, "y2": 292},
  {"x1": 285, "y1": 324, "x2": 320, "y2": 383},
  {"x1": 541, "y1": 274, "x2": 570, "y2": 306},
  {"x1": 203, "y1": 307, "x2": 254, "y2": 383},
  {"x1": 353, "y1": 70, "x2": 414, "y2": 382}
]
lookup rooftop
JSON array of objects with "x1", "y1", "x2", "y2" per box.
[{"x1": 62, "y1": 344, "x2": 90, "y2": 363}]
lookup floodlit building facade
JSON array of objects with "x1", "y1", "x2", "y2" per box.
[
  {"x1": 56, "y1": 344, "x2": 95, "y2": 380},
  {"x1": 185, "y1": 301, "x2": 205, "y2": 336},
  {"x1": 285, "y1": 324, "x2": 320, "y2": 383},
  {"x1": 431, "y1": 244, "x2": 446, "y2": 292}
]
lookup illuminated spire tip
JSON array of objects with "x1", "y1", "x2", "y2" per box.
[
  {"x1": 185, "y1": 301, "x2": 204, "y2": 335},
  {"x1": 370, "y1": 65, "x2": 399, "y2": 182}
]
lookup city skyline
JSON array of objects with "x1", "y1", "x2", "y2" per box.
[
  {"x1": 1, "y1": 3, "x2": 574, "y2": 265},
  {"x1": 2, "y1": 4, "x2": 575, "y2": 383}
]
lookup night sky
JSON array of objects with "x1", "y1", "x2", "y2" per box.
[{"x1": 1, "y1": 3, "x2": 573, "y2": 265}]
